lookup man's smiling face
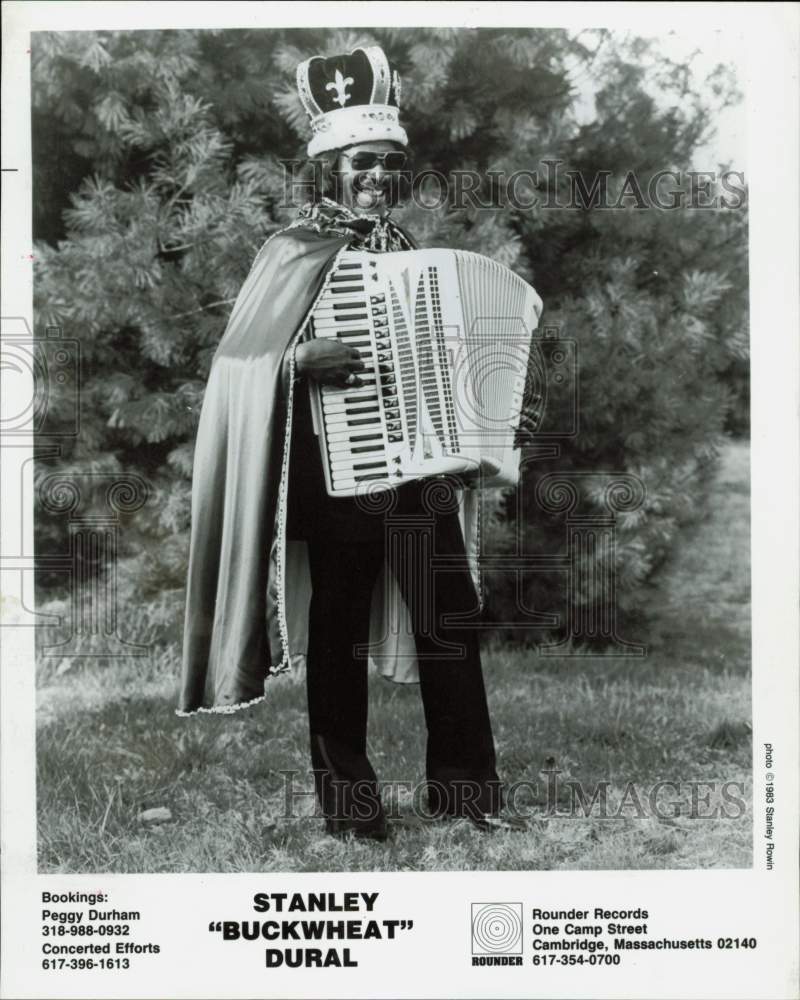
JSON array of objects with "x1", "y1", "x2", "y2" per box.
[{"x1": 335, "y1": 140, "x2": 407, "y2": 216}]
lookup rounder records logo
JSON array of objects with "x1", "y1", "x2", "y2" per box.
[{"x1": 471, "y1": 903, "x2": 523, "y2": 966}]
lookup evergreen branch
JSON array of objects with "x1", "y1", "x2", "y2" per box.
[
  {"x1": 167, "y1": 298, "x2": 236, "y2": 320},
  {"x1": 158, "y1": 241, "x2": 196, "y2": 254}
]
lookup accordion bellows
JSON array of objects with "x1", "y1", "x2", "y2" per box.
[{"x1": 309, "y1": 249, "x2": 544, "y2": 496}]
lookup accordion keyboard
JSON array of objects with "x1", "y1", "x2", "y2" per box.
[
  {"x1": 308, "y1": 249, "x2": 542, "y2": 497},
  {"x1": 309, "y1": 257, "x2": 403, "y2": 493}
]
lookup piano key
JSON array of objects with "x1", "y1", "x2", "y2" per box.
[
  {"x1": 347, "y1": 416, "x2": 381, "y2": 427},
  {"x1": 357, "y1": 471, "x2": 393, "y2": 482},
  {"x1": 331, "y1": 473, "x2": 388, "y2": 489},
  {"x1": 343, "y1": 405, "x2": 380, "y2": 415},
  {"x1": 327, "y1": 431, "x2": 383, "y2": 445},
  {"x1": 325, "y1": 415, "x2": 381, "y2": 429},
  {"x1": 330, "y1": 453, "x2": 375, "y2": 467},
  {"x1": 350, "y1": 444, "x2": 384, "y2": 455},
  {"x1": 329, "y1": 440, "x2": 383, "y2": 454},
  {"x1": 321, "y1": 374, "x2": 378, "y2": 390},
  {"x1": 344, "y1": 391, "x2": 379, "y2": 403},
  {"x1": 323, "y1": 401, "x2": 380, "y2": 416},
  {"x1": 321, "y1": 299, "x2": 361, "y2": 312},
  {"x1": 331, "y1": 464, "x2": 387, "y2": 478},
  {"x1": 322, "y1": 390, "x2": 378, "y2": 407},
  {"x1": 334, "y1": 337, "x2": 371, "y2": 349},
  {"x1": 314, "y1": 308, "x2": 369, "y2": 321},
  {"x1": 319, "y1": 390, "x2": 379, "y2": 407},
  {"x1": 315, "y1": 297, "x2": 367, "y2": 306},
  {"x1": 330, "y1": 457, "x2": 386, "y2": 472}
]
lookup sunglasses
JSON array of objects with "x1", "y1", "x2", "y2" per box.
[{"x1": 342, "y1": 150, "x2": 408, "y2": 172}]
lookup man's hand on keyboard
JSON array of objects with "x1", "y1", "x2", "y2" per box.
[{"x1": 296, "y1": 340, "x2": 365, "y2": 387}]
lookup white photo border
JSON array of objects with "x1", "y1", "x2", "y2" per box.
[{"x1": 1, "y1": 3, "x2": 797, "y2": 998}]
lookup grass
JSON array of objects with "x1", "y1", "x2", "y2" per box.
[{"x1": 36, "y1": 440, "x2": 752, "y2": 873}]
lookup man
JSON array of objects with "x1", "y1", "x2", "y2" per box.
[{"x1": 179, "y1": 46, "x2": 518, "y2": 840}]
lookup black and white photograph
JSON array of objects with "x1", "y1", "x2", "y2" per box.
[{"x1": 1, "y1": 3, "x2": 797, "y2": 999}]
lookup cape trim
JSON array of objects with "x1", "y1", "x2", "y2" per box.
[
  {"x1": 269, "y1": 243, "x2": 351, "y2": 678},
  {"x1": 175, "y1": 690, "x2": 267, "y2": 718}
]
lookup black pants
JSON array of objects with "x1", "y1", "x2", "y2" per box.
[{"x1": 298, "y1": 479, "x2": 501, "y2": 830}]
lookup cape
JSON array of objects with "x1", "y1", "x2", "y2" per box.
[{"x1": 178, "y1": 207, "x2": 481, "y2": 717}]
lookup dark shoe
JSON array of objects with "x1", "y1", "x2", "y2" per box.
[
  {"x1": 425, "y1": 773, "x2": 504, "y2": 819},
  {"x1": 311, "y1": 733, "x2": 388, "y2": 841}
]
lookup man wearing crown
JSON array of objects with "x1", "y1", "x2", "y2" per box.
[{"x1": 180, "y1": 46, "x2": 516, "y2": 841}]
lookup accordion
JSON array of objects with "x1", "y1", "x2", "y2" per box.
[{"x1": 308, "y1": 248, "x2": 543, "y2": 497}]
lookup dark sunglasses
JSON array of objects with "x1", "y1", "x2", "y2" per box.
[{"x1": 342, "y1": 150, "x2": 408, "y2": 172}]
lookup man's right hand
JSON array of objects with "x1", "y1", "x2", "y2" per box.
[{"x1": 295, "y1": 340, "x2": 365, "y2": 387}]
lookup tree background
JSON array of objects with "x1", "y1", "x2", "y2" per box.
[{"x1": 31, "y1": 27, "x2": 749, "y2": 645}]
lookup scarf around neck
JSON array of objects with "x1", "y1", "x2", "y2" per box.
[{"x1": 290, "y1": 197, "x2": 415, "y2": 253}]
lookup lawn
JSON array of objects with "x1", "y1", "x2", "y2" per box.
[{"x1": 36, "y1": 441, "x2": 752, "y2": 873}]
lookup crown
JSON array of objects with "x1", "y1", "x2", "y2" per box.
[{"x1": 296, "y1": 45, "x2": 408, "y2": 157}]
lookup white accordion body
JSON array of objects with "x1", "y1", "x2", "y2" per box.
[{"x1": 308, "y1": 248, "x2": 543, "y2": 497}]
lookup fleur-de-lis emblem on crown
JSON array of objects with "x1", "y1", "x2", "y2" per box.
[{"x1": 326, "y1": 69, "x2": 354, "y2": 108}]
